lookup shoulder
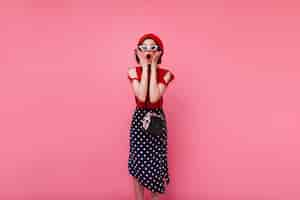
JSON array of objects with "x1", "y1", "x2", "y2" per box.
[
  {"x1": 128, "y1": 65, "x2": 142, "y2": 71},
  {"x1": 158, "y1": 65, "x2": 174, "y2": 76},
  {"x1": 157, "y1": 65, "x2": 175, "y2": 85},
  {"x1": 128, "y1": 65, "x2": 142, "y2": 72},
  {"x1": 128, "y1": 66, "x2": 142, "y2": 80},
  {"x1": 128, "y1": 66, "x2": 136, "y2": 73},
  {"x1": 127, "y1": 67, "x2": 135, "y2": 76},
  {"x1": 158, "y1": 65, "x2": 172, "y2": 71}
]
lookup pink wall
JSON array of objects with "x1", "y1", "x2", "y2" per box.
[{"x1": 1, "y1": 0, "x2": 300, "y2": 199}]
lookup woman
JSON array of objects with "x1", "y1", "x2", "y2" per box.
[{"x1": 127, "y1": 33, "x2": 175, "y2": 200}]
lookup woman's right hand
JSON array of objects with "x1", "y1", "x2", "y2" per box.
[{"x1": 135, "y1": 48, "x2": 149, "y2": 67}]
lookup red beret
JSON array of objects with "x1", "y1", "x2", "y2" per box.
[{"x1": 137, "y1": 33, "x2": 164, "y2": 52}]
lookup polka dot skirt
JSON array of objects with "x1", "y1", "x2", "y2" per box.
[{"x1": 128, "y1": 107, "x2": 170, "y2": 194}]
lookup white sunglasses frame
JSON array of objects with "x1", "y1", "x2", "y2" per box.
[{"x1": 138, "y1": 44, "x2": 161, "y2": 52}]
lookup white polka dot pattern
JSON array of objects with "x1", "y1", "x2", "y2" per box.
[{"x1": 128, "y1": 107, "x2": 170, "y2": 194}]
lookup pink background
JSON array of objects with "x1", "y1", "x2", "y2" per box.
[{"x1": 1, "y1": 0, "x2": 300, "y2": 199}]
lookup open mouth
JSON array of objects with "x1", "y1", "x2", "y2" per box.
[{"x1": 146, "y1": 54, "x2": 151, "y2": 59}]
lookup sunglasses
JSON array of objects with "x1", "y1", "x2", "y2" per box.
[{"x1": 138, "y1": 44, "x2": 161, "y2": 52}]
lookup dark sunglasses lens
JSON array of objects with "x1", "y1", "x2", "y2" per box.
[
  {"x1": 150, "y1": 45, "x2": 156, "y2": 50},
  {"x1": 138, "y1": 46, "x2": 145, "y2": 51}
]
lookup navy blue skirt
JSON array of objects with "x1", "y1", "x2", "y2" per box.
[{"x1": 128, "y1": 107, "x2": 170, "y2": 193}]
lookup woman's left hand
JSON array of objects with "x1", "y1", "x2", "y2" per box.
[{"x1": 151, "y1": 50, "x2": 162, "y2": 65}]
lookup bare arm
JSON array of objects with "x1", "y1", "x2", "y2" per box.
[
  {"x1": 128, "y1": 65, "x2": 149, "y2": 102},
  {"x1": 148, "y1": 64, "x2": 173, "y2": 103},
  {"x1": 148, "y1": 64, "x2": 160, "y2": 103}
]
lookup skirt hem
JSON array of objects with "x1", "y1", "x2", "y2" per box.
[{"x1": 129, "y1": 171, "x2": 168, "y2": 194}]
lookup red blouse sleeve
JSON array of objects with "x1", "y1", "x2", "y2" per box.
[
  {"x1": 158, "y1": 68, "x2": 175, "y2": 86},
  {"x1": 128, "y1": 67, "x2": 141, "y2": 82}
]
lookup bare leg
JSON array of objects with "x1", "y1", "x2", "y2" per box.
[
  {"x1": 151, "y1": 192, "x2": 160, "y2": 200},
  {"x1": 132, "y1": 176, "x2": 144, "y2": 200}
]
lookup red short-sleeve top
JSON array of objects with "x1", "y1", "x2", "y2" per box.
[{"x1": 128, "y1": 66, "x2": 175, "y2": 108}]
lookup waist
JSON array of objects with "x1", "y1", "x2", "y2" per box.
[
  {"x1": 134, "y1": 107, "x2": 165, "y2": 118},
  {"x1": 135, "y1": 96, "x2": 163, "y2": 109},
  {"x1": 135, "y1": 106, "x2": 164, "y2": 111}
]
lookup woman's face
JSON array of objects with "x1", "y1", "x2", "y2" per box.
[{"x1": 141, "y1": 39, "x2": 158, "y2": 64}]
